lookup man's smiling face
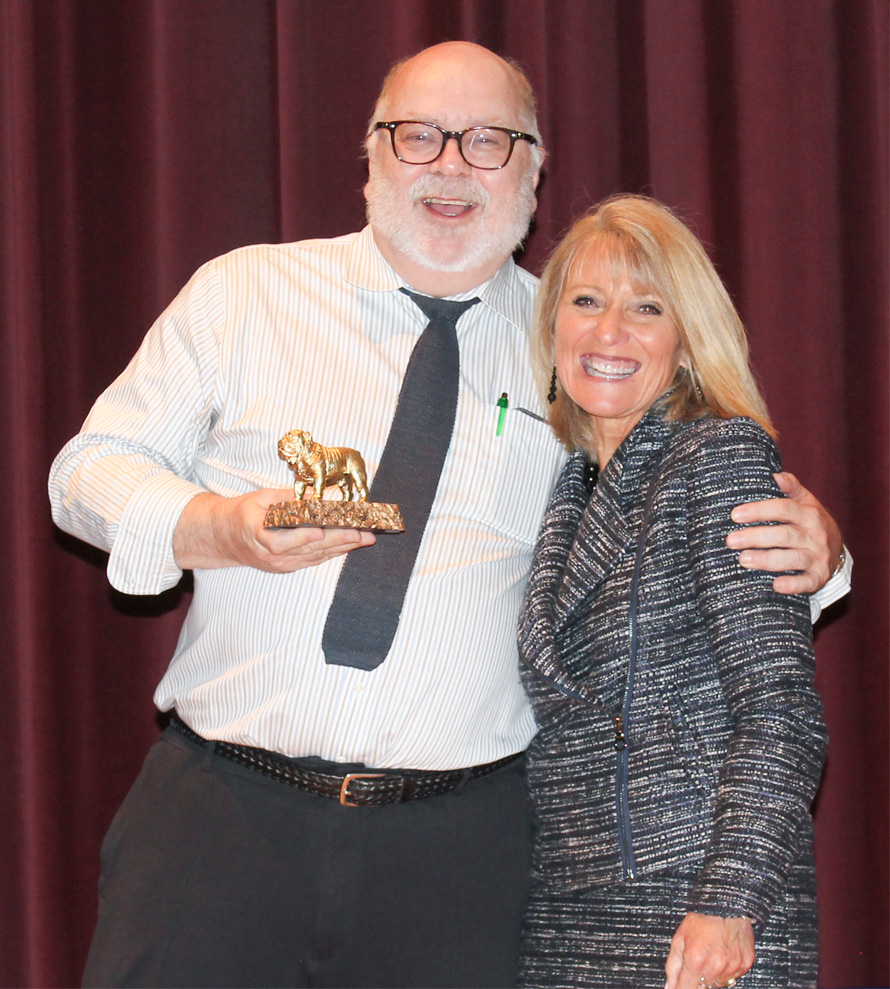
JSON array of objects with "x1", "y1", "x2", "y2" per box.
[{"x1": 364, "y1": 43, "x2": 541, "y2": 287}]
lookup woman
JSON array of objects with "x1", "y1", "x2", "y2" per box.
[{"x1": 518, "y1": 195, "x2": 826, "y2": 989}]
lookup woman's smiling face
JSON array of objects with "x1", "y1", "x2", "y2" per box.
[{"x1": 553, "y1": 245, "x2": 686, "y2": 464}]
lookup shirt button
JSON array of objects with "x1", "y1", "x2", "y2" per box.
[{"x1": 354, "y1": 683, "x2": 365, "y2": 695}]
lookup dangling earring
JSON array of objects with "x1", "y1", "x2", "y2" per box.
[
  {"x1": 683, "y1": 364, "x2": 704, "y2": 402},
  {"x1": 548, "y1": 365, "x2": 558, "y2": 404}
]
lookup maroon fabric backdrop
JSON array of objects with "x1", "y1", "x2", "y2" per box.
[{"x1": 2, "y1": 1, "x2": 887, "y2": 986}]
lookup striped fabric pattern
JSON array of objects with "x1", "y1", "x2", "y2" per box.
[
  {"x1": 518, "y1": 405, "x2": 827, "y2": 982},
  {"x1": 521, "y1": 855, "x2": 819, "y2": 988},
  {"x1": 49, "y1": 227, "x2": 566, "y2": 770}
]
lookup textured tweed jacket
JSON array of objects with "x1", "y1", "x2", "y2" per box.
[{"x1": 518, "y1": 403, "x2": 827, "y2": 925}]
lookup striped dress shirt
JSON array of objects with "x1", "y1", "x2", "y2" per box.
[{"x1": 49, "y1": 226, "x2": 566, "y2": 770}]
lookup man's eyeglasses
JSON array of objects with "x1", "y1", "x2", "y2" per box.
[{"x1": 373, "y1": 121, "x2": 537, "y2": 170}]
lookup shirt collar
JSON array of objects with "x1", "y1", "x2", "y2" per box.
[
  {"x1": 346, "y1": 226, "x2": 531, "y2": 333},
  {"x1": 475, "y1": 255, "x2": 533, "y2": 332},
  {"x1": 345, "y1": 226, "x2": 404, "y2": 293}
]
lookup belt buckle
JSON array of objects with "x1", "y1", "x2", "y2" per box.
[{"x1": 339, "y1": 772, "x2": 386, "y2": 807}]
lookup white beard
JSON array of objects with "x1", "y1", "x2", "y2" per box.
[{"x1": 365, "y1": 166, "x2": 537, "y2": 274}]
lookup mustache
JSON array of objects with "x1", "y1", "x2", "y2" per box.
[{"x1": 408, "y1": 174, "x2": 491, "y2": 210}]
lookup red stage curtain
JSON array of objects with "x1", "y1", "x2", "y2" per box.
[{"x1": 1, "y1": 1, "x2": 886, "y2": 985}]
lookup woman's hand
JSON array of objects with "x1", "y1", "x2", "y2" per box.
[{"x1": 664, "y1": 912, "x2": 755, "y2": 989}]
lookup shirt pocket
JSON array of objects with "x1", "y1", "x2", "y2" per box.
[{"x1": 443, "y1": 397, "x2": 564, "y2": 545}]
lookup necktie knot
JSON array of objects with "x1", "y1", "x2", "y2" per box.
[{"x1": 399, "y1": 287, "x2": 480, "y2": 324}]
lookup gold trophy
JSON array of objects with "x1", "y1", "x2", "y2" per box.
[{"x1": 263, "y1": 429, "x2": 404, "y2": 532}]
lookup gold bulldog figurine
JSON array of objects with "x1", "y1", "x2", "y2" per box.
[
  {"x1": 263, "y1": 429, "x2": 404, "y2": 533},
  {"x1": 278, "y1": 429, "x2": 368, "y2": 502}
]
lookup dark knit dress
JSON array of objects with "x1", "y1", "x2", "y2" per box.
[{"x1": 517, "y1": 405, "x2": 826, "y2": 989}]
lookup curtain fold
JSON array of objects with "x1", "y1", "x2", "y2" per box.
[
  {"x1": 2, "y1": 1, "x2": 886, "y2": 985},
  {"x1": 2, "y1": 4, "x2": 45, "y2": 980}
]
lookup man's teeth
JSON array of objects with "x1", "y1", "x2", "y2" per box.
[
  {"x1": 422, "y1": 198, "x2": 475, "y2": 215},
  {"x1": 582, "y1": 358, "x2": 639, "y2": 379}
]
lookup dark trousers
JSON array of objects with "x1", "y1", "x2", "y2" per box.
[{"x1": 83, "y1": 726, "x2": 533, "y2": 988}]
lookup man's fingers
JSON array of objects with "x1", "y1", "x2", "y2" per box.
[
  {"x1": 737, "y1": 546, "x2": 812, "y2": 572},
  {"x1": 174, "y1": 487, "x2": 379, "y2": 572},
  {"x1": 255, "y1": 525, "x2": 375, "y2": 571},
  {"x1": 242, "y1": 488, "x2": 376, "y2": 571},
  {"x1": 728, "y1": 477, "x2": 842, "y2": 589},
  {"x1": 728, "y1": 523, "x2": 797, "y2": 551},
  {"x1": 738, "y1": 546, "x2": 823, "y2": 593},
  {"x1": 730, "y1": 496, "x2": 803, "y2": 527},
  {"x1": 771, "y1": 571, "x2": 821, "y2": 595},
  {"x1": 773, "y1": 470, "x2": 805, "y2": 499},
  {"x1": 737, "y1": 544, "x2": 824, "y2": 593}
]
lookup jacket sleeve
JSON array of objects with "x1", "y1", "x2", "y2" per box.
[
  {"x1": 47, "y1": 260, "x2": 224, "y2": 595},
  {"x1": 681, "y1": 418, "x2": 828, "y2": 925}
]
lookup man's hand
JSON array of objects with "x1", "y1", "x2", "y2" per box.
[
  {"x1": 173, "y1": 489, "x2": 376, "y2": 572},
  {"x1": 664, "y1": 912, "x2": 754, "y2": 989},
  {"x1": 726, "y1": 472, "x2": 843, "y2": 595}
]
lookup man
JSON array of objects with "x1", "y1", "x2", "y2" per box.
[{"x1": 49, "y1": 42, "x2": 848, "y2": 989}]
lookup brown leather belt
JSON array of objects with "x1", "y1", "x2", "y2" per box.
[{"x1": 169, "y1": 712, "x2": 522, "y2": 807}]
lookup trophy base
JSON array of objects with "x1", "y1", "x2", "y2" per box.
[{"x1": 263, "y1": 500, "x2": 405, "y2": 533}]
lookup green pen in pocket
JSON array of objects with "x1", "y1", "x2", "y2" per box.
[{"x1": 496, "y1": 393, "x2": 508, "y2": 436}]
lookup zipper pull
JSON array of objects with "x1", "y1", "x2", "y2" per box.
[{"x1": 614, "y1": 715, "x2": 626, "y2": 751}]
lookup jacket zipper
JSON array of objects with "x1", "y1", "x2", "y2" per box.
[
  {"x1": 529, "y1": 664, "x2": 637, "y2": 877},
  {"x1": 616, "y1": 590, "x2": 641, "y2": 880},
  {"x1": 614, "y1": 713, "x2": 637, "y2": 879},
  {"x1": 615, "y1": 562, "x2": 643, "y2": 880},
  {"x1": 613, "y1": 465, "x2": 661, "y2": 881}
]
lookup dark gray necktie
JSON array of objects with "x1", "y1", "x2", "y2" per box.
[{"x1": 321, "y1": 289, "x2": 480, "y2": 670}]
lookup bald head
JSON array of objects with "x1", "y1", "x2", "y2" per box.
[{"x1": 369, "y1": 42, "x2": 543, "y2": 159}]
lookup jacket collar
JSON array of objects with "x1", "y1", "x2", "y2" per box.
[
  {"x1": 559, "y1": 405, "x2": 675, "y2": 619},
  {"x1": 519, "y1": 402, "x2": 677, "y2": 701}
]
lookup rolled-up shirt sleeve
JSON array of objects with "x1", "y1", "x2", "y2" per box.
[{"x1": 48, "y1": 261, "x2": 223, "y2": 594}]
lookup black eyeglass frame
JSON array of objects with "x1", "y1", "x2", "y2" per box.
[{"x1": 373, "y1": 120, "x2": 538, "y2": 170}]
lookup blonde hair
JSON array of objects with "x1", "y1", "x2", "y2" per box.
[{"x1": 531, "y1": 194, "x2": 775, "y2": 456}]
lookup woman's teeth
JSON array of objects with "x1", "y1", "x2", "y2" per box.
[{"x1": 581, "y1": 357, "x2": 640, "y2": 380}]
